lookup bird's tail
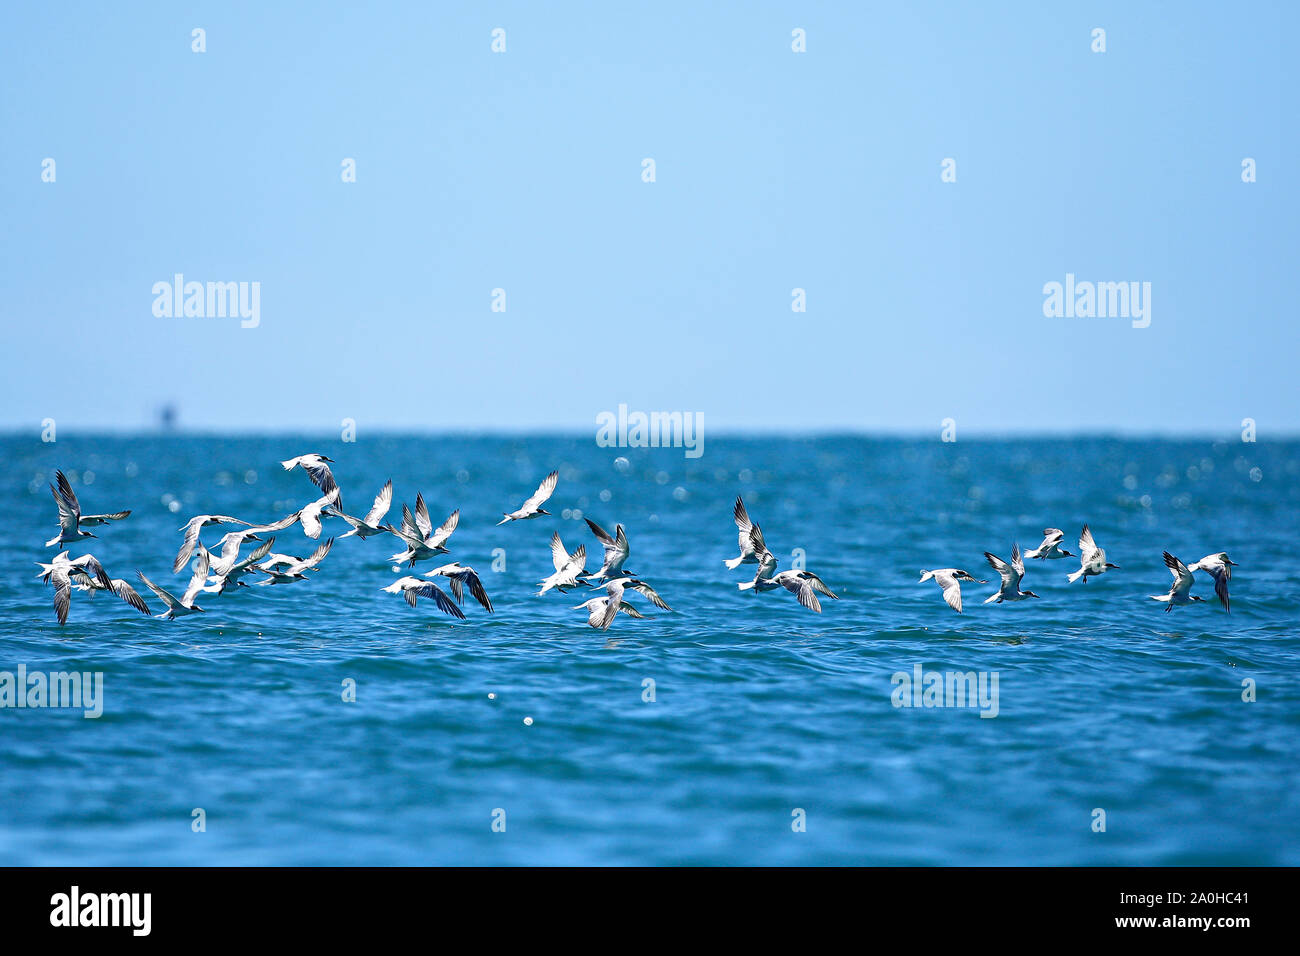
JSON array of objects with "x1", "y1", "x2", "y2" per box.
[
  {"x1": 44, "y1": 534, "x2": 62, "y2": 548},
  {"x1": 279, "y1": 459, "x2": 295, "y2": 470},
  {"x1": 496, "y1": 515, "x2": 511, "y2": 526},
  {"x1": 724, "y1": 555, "x2": 744, "y2": 570},
  {"x1": 983, "y1": 592, "x2": 1000, "y2": 604},
  {"x1": 1067, "y1": 568, "x2": 1085, "y2": 583},
  {"x1": 738, "y1": 580, "x2": 755, "y2": 591},
  {"x1": 918, "y1": 570, "x2": 934, "y2": 583},
  {"x1": 337, "y1": 528, "x2": 358, "y2": 539}
]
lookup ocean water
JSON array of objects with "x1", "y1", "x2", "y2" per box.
[{"x1": 1, "y1": 434, "x2": 1297, "y2": 866}]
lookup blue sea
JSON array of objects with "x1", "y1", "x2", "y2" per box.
[{"x1": 1, "y1": 434, "x2": 1296, "y2": 865}]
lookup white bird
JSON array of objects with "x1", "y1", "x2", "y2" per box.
[
  {"x1": 1150, "y1": 551, "x2": 1205, "y2": 612},
  {"x1": 573, "y1": 594, "x2": 646, "y2": 629},
  {"x1": 45, "y1": 470, "x2": 131, "y2": 548},
  {"x1": 1024, "y1": 528, "x2": 1074, "y2": 561},
  {"x1": 538, "y1": 533, "x2": 587, "y2": 595},
  {"x1": 573, "y1": 577, "x2": 665, "y2": 629},
  {"x1": 736, "y1": 524, "x2": 778, "y2": 591},
  {"x1": 380, "y1": 576, "x2": 465, "y2": 618},
  {"x1": 204, "y1": 536, "x2": 278, "y2": 595},
  {"x1": 425, "y1": 563, "x2": 493, "y2": 613},
  {"x1": 36, "y1": 553, "x2": 111, "y2": 625},
  {"x1": 919, "y1": 568, "x2": 985, "y2": 614},
  {"x1": 583, "y1": 517, "x2": 634, "y2": 584},
  {"x1": 253, "y1": 538, "x2": 333, "y2": 585},
  {"x1": 725, "y1": 496, "x2": 759, "y2": 569},
  {"x1": 174, "y1": 514, "x2": 253, "y2": 572},
  {"x1": 983, "y1": 544, "x2": 1040, "y2": 604},
  {"x1": 137, "y1": 547, "x2": 210, "y2": 620},
  {"x1": 329, "y1": 479, "x2": 393, "y2": 540},
  {"x1": 1067, "y1": 524, "x2": 1120, "y2": 583},
  {"x1": 1186, "y1": 552, "x2": 1237, "y2": 612},
  {"x1": 497, "y1": 470, "x2": 558, "y2": 524},
  {"x1": 385, "y1": 495, "x2": 459, "y2": 566},
  {"x1": 767, "y1": 569, "x2": 839, "y2": 613},
  {"x1": 281, "y1": 453, "x2": 341, "y2": 511},
  {"x1": 296, "y1": 488, "x2": 340, "y2": 540}
]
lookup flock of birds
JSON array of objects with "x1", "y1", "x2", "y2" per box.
[
  {"x1": 36, "y1": 456, "x2": 673, "y2": 631},
  {"x1": 915, "y1": 526, "x2": 1237, "y2": 614},
  {"x1": 35, "y1": 455, "x2": 1240, "y2": 628}
]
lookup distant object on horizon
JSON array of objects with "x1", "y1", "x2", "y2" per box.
[{"x1": 156, "y1": 402, "x2": 178, "y2": 431}]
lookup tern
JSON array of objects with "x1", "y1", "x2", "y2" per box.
[
  {"x1": 424, "y1": 563, "x2": 494, "y2": 613},
  {"x1": 45, "y1": 470, "x2": 130, "y2": 548},
  {"x1": 538, "y1": 533, "x2": 587, "y2": 595},
  {"x1": 1067, "y1": 524, "x2": 1120, "y2": 583},
  {"x1": 497, "y1": 470, "x2": 558, "y2": 524},
  {"x1": 736, "y1": 524, "x2": 778, "y2": 591},
  {"x1": 70, "y1": 566, "x2": 152, "y2": 618},
  {"x1": 385, "y1": 496, "x2": 459, "y2": 566},
  {"x1": 380, "y1": 576, "x2": 465, "y2": 618},
  {"x1": 725, "y1": 496, "x2": 760, "y2": 569},
  {"x1": 329, "y1": 479, "x2": 393, "y2": 540},
  {"x1": 583, "y1": 517, "x2": 635, "y2": 584},
  {"x1": 281, "y1": 453, "x2": 341, "y2": 511},
  {"x1": 918, "y1": 569, "x2": 985, "y2": 614},
  {"x1": 252, "y1": 538, "x2": 333, "y2": 585},
  {"x1": 764, "y1": 569, "x2": 839, "y2": 613},
  {"x1": 983, "y1": 544, "x2": 1040, "y2": 604},
  {"x1": 174, "y1": 514, "x2": 253, "y2": 572},
  {"x1": 1024, "y1": 529, "x2": 1074, "y2": 561},
  {"x1": 1150, "y1": 551, "x2": 1204, "y2": 612},
  {"x1": 296, "y1": 488, "x2": 340, "y2": 540},
  {"x1": 37, "y1": 553, "x2": 111, "y2": 625},
  {"x1": 573, "y1": 594, "x2": 646, "y2": 629},
  {"x1": 137, "y1": 548, "x2": 210, "y2": 619},
  {"x1": 204, "y1": 536, "x2": 278, "y2": 594},
  {"x1": 1186, "y1": 552, "x2": 1238, "y2": 612},
  {"x1": 573, "y1": 577, "x2": 664, "y2": 629}
]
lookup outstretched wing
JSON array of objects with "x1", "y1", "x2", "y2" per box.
[
  {"x1": 522, "y1": 470, "x2": 559, "y2": 510},
  {"x1": 627, "y1": 579, "x2": 671, "y2": 611},
  {"x1": 364, "y1": 480, "x2": 393, "y2": 526},
  {"x1": 408, "y1": 582, "x2": 466, "y2": 619},
  {"x1": 112, "y1": 579, "x2": 151, "y2": 616},
  {"x1": 780, "y1": 575, "x2": 823, "y2": 613}
]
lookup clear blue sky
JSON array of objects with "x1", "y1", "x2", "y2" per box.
[{"x1": 1, "y1": 1, "x2": 1295, "y2": 434}]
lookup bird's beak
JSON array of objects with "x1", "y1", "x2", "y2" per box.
[{"x1": 1226, "y1": 559, "x2": 1238, "y2": 566}]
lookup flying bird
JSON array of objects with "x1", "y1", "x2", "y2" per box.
[
  {"x1": 137, "y1": 547, "x2": 211, "y2": 620},
  {"x1": 744, "y1": 569, "x2": 839, "y2": 612},
  {"x1": 725, "y1": 496, "x2": 760, "y2": 569},
  {"x1": 385, "y1": 496, "x2": 459, "y2": 567},
  {"x1": 281, "y1": 453, "x2": 341, "y2": 511},
  {"x1": 174, "y1": 514, "x2": 254, "y2": 572},
  {"x1": 45, "y1": 470, "x2": 130, "y2": 549},
  {"x1": 583, "y1": 517, "x2": 635, "y2": 584},
  {"x1": 983, "y1": 544, "x2": 1040, "y2": 604},
  {"x1": 330, "y1": 479, "x2": 393, "y2": 540},
  {"x1": 1024, "y1": 528, "x2": 1074, "y2": 561},
  {"x1": 919, "y1": 568, "x2": 985, "y2": 614},
  {"x1": 1150, "y1": 551, "x2": 1204, "y2": 612},
  {"x1": 573, "y1": 577, "x2": 663, "y2": 630},
  {"x1": 1067, "y1": 524, "x2": 1120, "y2": 584},
  {"x1": 37, "y1": 553, "x2": 111, "y2": 625},
  {"x1": 297, "y1": 488, "x2": 340, "y2": 540},
  {"x1": 204, "y1": 536, "x2": 278, "y2": 595},
  {"x1": 736, "y1": 524, "x2": 778, "y2": 592},
  {"x1": 380, "y1": 576, "x2": 465, "y2": 618},
  {"x1": 1186, "y1": 552, "x2": 1238, "y2": 612},
  {"x1": 424, "y1": 563, "x2": 494, "y2": 613},
  {"x1": 497, "y1": 470, "x2": 558, "y2": 524},
  {"x1": 538, "y1": 533, "x2": 586, "y2": 595},
  {"x1": 253, "y1": 538, "x2": 334, "y2": 585}
]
